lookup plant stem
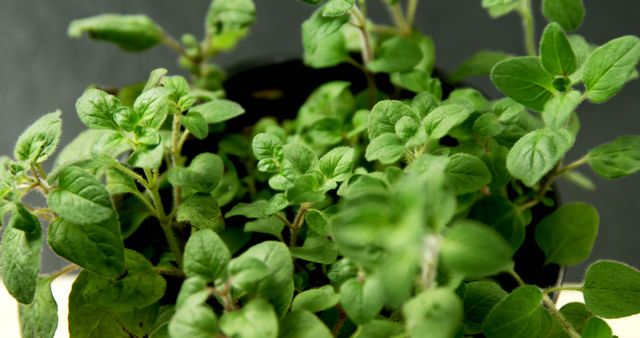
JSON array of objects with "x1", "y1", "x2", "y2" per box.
[
  {"x1": 351, "y1": 5, "x2": 377, "y2": 107},
  {"x1": 518, "y1": 0, "x2": 537, "y2": 56},
  {"x1": 30, "y1": 163, "x2": 50, "y2": 193},
  {"x1": 146, "y1": 171, "x2": 183, "y2": 269},
  {"x1": 542, "y1": 295, "x2": 581, "y2": 338},
  {"x1": 331, "y1": 304, "x2": 348, "y2": 337},
  {"x1": 155, "y1": 267, "x2": 186, "y2": 278},
  {"x1": 517, "y1": 199, "x2": 540, "y2": 212},
  {"x1": 111, "y1": 161, "x2": 151, "y2": 190},
  {"x1": 406, "y1": 0, "x2": 419, "y2": 29},
  {"x1": 543, "y1": 285, "x2": 583, "y2": 295},
  {"x1": 508, "y1": 268, "x2": 526, "y2": 286},
  {"x1": 289, "y1": 203, "x2": 311, "y2": 248},
  {"x1": 49, "y1": 264, "x2": 79, "y2": 279},
  {"x1": 556, "y1": 157, "x2": 588, "y2": 177},
  {"x1": 131, "y1": 190, "x2": 158, "y2": 214},
  {"x1": 171, "y1": 114, "x2": 184, "y2": 207}
]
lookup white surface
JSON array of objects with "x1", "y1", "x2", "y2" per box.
[{"x1": 1, "y1": 278, "x2": 639, "y2": 337}]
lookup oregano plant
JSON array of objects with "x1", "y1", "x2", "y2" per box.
[{"x1": 1, "y1": 0, "x2": 639, "y2": 337}]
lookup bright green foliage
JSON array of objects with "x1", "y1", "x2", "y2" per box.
[
  {"x1": 424, "y1": 104, "x2": 472, "y2": 140},
  {"x1": 542, "y1": 0, "x2": 585, "y2": 32},
  {"x1": 302, "y1": 8, "x2": 349, "y2": 55},
  {"x1": 339, "y1": 277, "x2": 385, "y2": 324},
  {"x1": 491, "y1": 56, "x2": 556, "y2": 111},
  {"x1": 587, "y1": 135, "x2": 640, "y2": 179},
  {"x1": 581, "y1": 317, "x2": 612, "y2": 338},
  {"x1": 177, "y1": 194, "x2": 224, "y2": 231},
  {"x1": 560, "y1": 302, "x2": 592, "y2": 333},
  {"x1": 535, "y1": 202, "x2": 599, "y2": 265},
  {"x1": 461, "y1": 281, "x2": 507, "y2": 334},
  {"x1": 540, "y1": 23, "x2": 577, "y2": 77},
  {"x1": 220, "y1": 299, "x2": 278, "y2": 338},
  {"x1": 542, "y1": 90, "x2": 582, "y2": 130},
  {"x1": 403, "y1": 288, "x2": 463, "y2": 338},
  {"x1": 0, "y1": 221, "x2": 42, "y2": 304},
  {"x1": 19, "y1": 278, "x2": 58, "y2": 338},
  {"x1": 68, "y1": 14, "x2": 165, "y2": 51},
  {"x1": 279, "y1": 311, "x2": 332, "y2": 338},
  {"x1": 483, "y1": 286, "x2": 552, "y2": 338},
  {"x1": 168, "y1": 153, "x2": 224, "y2": 193},
  {"x1": 184, "y1": 229, "x2": 230, "y2": 281},
  {"x1": 190, "y1": 99, "x2": 245, "y2": 124},
  {"x1": 583, "y1": 261, "x2": 640, "y2": 318},
  {"x1": 291, "y1": 285, "x2": 339, "y2": 313},
  {"x1": 450, "y1": 50, "x2": 512, "y2": 84},
  {"x1": 368, "y1": 36, "x2": 422, "y2": 73},
  {"x1": 444, "y1": 153, "x2": 492, "y2": 195},
  {"x1": 206, "y1": 0, "x2": 256, "y2": 52},
  {"x1": 14, "y1": 111, "x2": 62, "y2": 163}
]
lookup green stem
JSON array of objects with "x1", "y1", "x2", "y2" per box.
[
  {"x1": 131, "y1": 190, "x2": 157, "y2": 215},
  {"x1": 556, "y1": 157, "x2": 588, "y2": 177},
  {"x1": 542, "y1": 295, "x2": 581, "y2": 338},
  {"x1": 171, "y1": 115, "x2": 184, "y2": 207},
  {"x1": 518, "y1": 0, "x2": 537, "y2": 56},
  {"x1": 351, "y1": 5, "x2": 377, "y2": 107},
  {"x1": 508, "y1": 268, "x2": 526, "y2": 286},
  {"x1": 289, "y1": 203, "x2": 311, "y2": 248},
  {"x1": 406, "y1": 0, "x2": 419, "y2": 29},
  {"x1": 111, "y1": 161, "x2": 151, "y2": 190},
  {"x1": 543, "y1": 285, "x2": 583, "y2": 295},
  {"x1": 388, "y1": 2, "x2": 410, "y2": 34},
  {"x1": 331, "y1": 304, "x2": 348, "y2": 337},
  {"x1": 49, "y1": 264, "x2": 79, "y2": 279}
]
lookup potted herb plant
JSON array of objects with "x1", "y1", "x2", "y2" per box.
[{"x1": 1, "y1": 0, "x2": 639, "y2": 337}]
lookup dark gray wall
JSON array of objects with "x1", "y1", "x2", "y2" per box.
[{"x1": 0, "y1": 0, "x2": 637, "y2": 281}]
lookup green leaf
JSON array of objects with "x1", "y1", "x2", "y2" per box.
[
  {"x1": 450, "y1": 50, "x2": 512, "y2": 84},
  {"x1": 462, "y1": 281, "x2": 507, "y2": 334},
  {"x1": 117, "y1": 196, "x2": 152, "y2": 239},
  {"x1": 319, "y1": 147, "x2": 354, "y2": 182},
  {"x1": 290, "y1": 229, "x2": 338, "y2": 264},
  {"x1": 169, "y1": 304, "x2": 218, "y2": 338},
  {"x1": 542, "y1": 0, "x2": 585, "y2": 32},
  {"x1": 534, "y1": 202, "x2": 599, "y2": 265},
  {"x1": 304, "y1": 27, "x2": 348, "y2": 68},
  {"x1": 278, "y1": 311, "x2": 332, "y2": 338},
  {"x1": 559, "y1": 302, "x2": 592, "y2": 333},
  {"x1": 183, "y1": 111, "x2": 208, "y2": 140},
  {"x1": 48, "y1": 217, "x2": 125, "y2": 278},
  {"x1": 206, "y1": 0, "x2": 255, "y2": 51},
  {"x1": 587, "y1": 135, "x2": 640, "y2": 179},
  {"x1": 506, "y1": 128, "x2": 574, "y2": 187},
  {"x1": 368, "y1": 100, "x2": 415, "y2": 139},
  {"x1": 75, "y1": 89, "x2": 120, "y2": 130},
  {"x1": 403, "y1": 288, "x2": 463, "y2": 338},
  {"x1": 441, "y1": 220, "x2": 513, "y2": 279},
  {"x1": 339, "y1": 277, "x2": 385, "y2": 324},
  {"x1": 52, "y1": 130, "x2": 106, "y2": 171},
  {"x1": 583, "y1": 36, "x2": 640, "y2": 103},
  {"x1": 583, "y1": 260, "x2": 640, "y2": 318},
  {"x1": 128, "y1": 143, "x2": 164, "y2": 169},
  {"x1": 177, "y1": 194, "x2": 224, "y2": 232},
  {"x1": 540, "y1": 23, "x2": 577, "y2": 76},
  {"x1": 352, "y1": 320, "x2": 404, "y2": 338},
  {"x1": 234, "y1": 241, "x2": 294, "y2": 317},
  {"x1": 220, "y1": 299, "x2": 278, "y2": 338},
  {"x1": 227, "y1": 257, "x2": 270, "y2": 292},
  {"x1": 19, "y1": 278, "x2": 58, "y2": 338},
  {"x1": 481, "y1": 0, "x2": 520, "y2": 18},
  {"x1": 48, "y1": 166, "x2": 114, "y2": 224},
  {"x1": 245, "y1": 217, "x2": 285, "y2": 239},
  {"x1": 423, "y1": 104, "x2": 472, "y2": 140},
  {"x1": 473, "y1": 113, "x2": 504, "y2": 137},
  {"x1": 581, "y1": 317, "x2": 612, "y2": 338},
  {"x1": 143, "y1": 68, "x2": 168, "y2": 92},
  {"x1": 444, "y1": 153, "x2": 492, "y2": 195},
  {"x1": 113, "y1": 106, "x2": 139, "y2": 132},
  {"x1": 9, "y1": 202, "x2": 40, "y2": 233},
  {"x1": 14, "y1": 111, "x2": 62, "y2": 163},
  {"x1": 135, "y1": 87, "x2": 170, "y2": 129},
  {"x1": 302, "y1": 8, "x2": 349, "y2": 55},
  {"x1": 283, "y1": 143, "x2": 318, "y2": 175},
  {"x1": 68, "y1": 14, "x2": 165, "y2": 51},
  {"x1": 291, "y1": 285, "x2": 339, "y2": 313},
  {"x1": 169, "y1": 153, "x2": 224, "y2": 193},
  {"x1": 491, "y1": 56, "x2": 556, "y2": 111},
  {"x1": 323, "y1": 0, "x2": 355, "y2": 17},
  {"x1": 0, "y1": 222, "x2": 42, "y2": 304},
  {"x1": 190, "y1": 99, "x2": 245, "y2": 124},
  {"x1": 93, "y1": 131, "x2": 132, "y2": 158},
  {"x1": 542, "y1": 90, "x2": 582, "y2": 129},
  {"x1": 368, "y1": 36, "x2": 423, "y2": 73},
  {"x1": 470, "y1": 196, "x2": 526, "y2": 250},
  {"x1": 184, "y1": 229, "x2": 230, "y2": 281},
  {"x1": 483, "y1": 286, "x2": 552, "y2": 338},
  {"x1": 286, "y1": 174, "x2": 325, "y2": 204},
  {"x1": 365, "y1": 133, "x2": 405, "y2": 164},
  {"x1": 80, "y1": 250, "x2": 166, "y2": 311}
]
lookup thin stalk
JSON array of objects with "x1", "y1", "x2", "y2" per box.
[
  {"x1": 406, "y1": 0, "x2": 419, "y2": 29},
  {"x1": 542, "y1": 295, "x2": 581, "y2": 338},
  {"x1": 171, "y1": 114, "x2": 184, "y2": 206},
  {"x1": 351, "y1": 6, "x2": 377, "y2": 107},
  {"x1": 508, "y1": 268, "x2": 526, "y2": 286},
  {"x1": 111, "y1": 161, "x2": 151, "y2": 190},
  {"x1": 130, "y1": 190, "x2": 157, "y2": 215},
  {"x1": 390, "y1": 2, "x2": 410, "y2": 34},
  {"x1": 289, "y1": 203, "x2": 311, "y2": 248},
  {"x1": 556, "y1": 157, "x2": 588, "y2": 177},
  {"x1": 30, "y1": 163, "x2": 50, "y2": 193},
  {"x1": 49, "y1": 264, "x2": 79, "y2": 279},
  {"x1": 518, "y1": 0, "x2": 537, "y2": 56},
  {"x1": 544, "y1": 285, "x2": 583, "y2": 295},
  {"x1": 331, "y1": 304, "x2": 348, "y2": 337}
]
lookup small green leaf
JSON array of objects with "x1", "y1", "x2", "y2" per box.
[
  {"x1": 470, "y1": 196, "x2": 526, "y2": 250},
  {"x1": 441, "y1": 220, "x2": 513, "y2": 279},
  {"x1": 183, "y1": 111, "x2": 208, "y2": 140},
  {"x1": 542, "y1": 0, "x2": 585, "y2": 32},
  {"x1": 540, "y1": 23, "x2": 577, "y2": 76},
  {"x1": 365, "y1": 133, "x2": 405, "y2": 164},
  {"x1": 581, "y1": 317, "x2": 612, "y2": 338},
  {"x1": 368, "y1": 36, "x2": 423, "y2": 73},
  {"x1": 304, "y1": 28, "x2": 348, "y2": 69},
  {"x1": 190, "y1": 99, "x2": 245, "y2": 124},
  {"x1": 128, "y1": 143, "x2": 164, "y2": 169},
  {"x1": 535, "y1": 202, "x2": 599, "y2": 265},
  {"x1": 93, "y1": 131, "x2": 132, "y2": 158},
  {"x1": 339, "y1": 277, "x2": 385, "y2": 324},
  {"x1": 319, "y1": 147, "x2": 354, "y2": 182},
  {"x1": 134, "y1": 87, "x2": 170, "y2": 129},
  {"x1": 308, "y1": 117, "x2": 342, "y2": 146},
  {"x1": 14, "y1": 111, "x2": 62, "y2": 163},
  {"x1": 283, "y1": 143, "x2": 318, "y2": 175},
  {"x1": 506, "y1": 128, "x2": 574, "y2": 187},
  {"x1": 48, "y1": 166, "x2": 115, "y2": 224},
  {"x1": 19, "y1": 278, "x2": 58, "y2": 338},
  {"x1": 491, "y1": 56, "x2": 556, "y2": 111},
  {"x1": 423, "y1": 104, "x2": 473, "y2": 140},
  {"x1": 226, "y1": 200, "x2": 269, "y2": 219},
  {"x1": 403, "y1": 288, "x2": 463, "y2": 338},
  {"x1": 583, "y1": 260, "x2": 640, "y2": 318},
  {"x1": 559, "y1": 302, "x2": 592, "y2": 333},
  {"x1": 450, "y1": 50, "x2": 512, "y2": 84},
  {"x1": 9, "y1": 203, "x2": 40, "y2": 233},
  {"x1": 462, "y1": 281, "x2": 507, "y2": 335},
  {"x1": 481, "y1": 0, "x2": 520, "y2": 18},
  {"x1": 168, "y1": 153, "x2": 224, "y2": 193},
  {"x1": 444, "y1": 153, "x2": 492, "y2": 195},
  {"x1": 184, "y1": 229, "x2": 230, "y2": 281},
  {"x1": 290, "y1": 230, "x2": 338, "y2": 264},
  {"x1": 291, "y1": 285, "x2": 339, "y2": 313},
  {"x1": 75, "y1": 89, "x2": 120, "y2": 130},
  {"x1": 587, "y1": 135, "x2": 640, "y2": 179},
  {"x1": 583, "y1": 36, "x2": 640, "y2": 103},
  {"x1": 0, "y1": 222, "x2": 42, "y2": 304},
  {"x1": 206, "y1": 0, "x2": 255, "y2": 51},
  {"x1": 177, "y1": 194, "x2": 224, "y2": 231},
  {"x1": 227, "y1": 257, "x2": 270, "y2": 292},
  {"x1": 143, "y1": 68, "x2": 168, "y2": 92},
  {"x1": 542, "y1": 90, "x2": 582, "y2": 130},
  {"x1": 279, "y1": 311, "x2": 332, "y2": 338},
  {"x1": 286, "y1": 174, "x2": 325, "y2": 204},
  {"x1": 113, "y1": 106, "x2": 139, "y2": 131},
  {"x1": 323, "y1": 0, "x2": 355, "y2": 17},
  {"x1": 368, "y1": 100, "x2": 415, "y2": 139},
  {"x1": 68, "y1": 14, "x2": 165, "y2": 51},
  {"x1": 220, "y1": 299, "x2": 278, "y2": 338},
  {"x1": 245, "y1": 217, "x2": 284, "y2": 239},
  {"x1": 483, "y1": 286, "x2": 552, "y2": 338},
  {"x1": 169, "y1": 303, "x2": 218, "y2": 338},
  {"x1": 302, "y1": 8, "x2": 349, "y2": 55}
]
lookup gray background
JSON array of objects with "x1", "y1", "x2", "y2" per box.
[{"x1": 0, "y1": 0, "x2": 637, "y2": 281}]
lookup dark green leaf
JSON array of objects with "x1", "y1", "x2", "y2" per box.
[
  {"x1": 403, "y1": 288, "x2": 463, "y2": 338},
  {"x1": 168, "y1": 304, "x2": 217, "y2": 338},
  {"x1": 227, "y1": 257, "x2": 270, "y2": 292},
  {"x1": 177, "y1": 194, "x2": 224, "y2": 231},
  {"x1": 286, "y1": 174, "x2": 325, "y2": 204},
  {"x1": 535, "y1": 202, "x2": 599, "y2": 265},
  {"x1": 9, "y1": 203, "x2": 40, "y2": 233},
  {"x1": 184, "y1": 229, "x2": 230, "y2": 281},
  {"x1": 506, "y1": 128, "x2": 574, "y2": 187},
  {"x1": 462, "y1": 281, "x2": 507, "y2": 334},
  {"x1": 583, "y1": 36, "x2": 640, "y2": 103},
  {"x1": 339, "y1": 277, "x2": 385, "y2": 324},
  {"x1": 0, "y1": 222, "x2": 41, "y2": 304},
  {"x1": 542, "y1": 0, "x2": 586, "y2": 31},
  {"x1": 444, "y1": 153, "x2": 492, "y2": 195},
  {"x1": 279, "y1": 311, "x2": 332, "y2": 338},
  {"x1": 290, "y1": 229, "x2": 338, "y2": 264},
  {"x1": 587, "y1": 135, "x2": 640, "y2": 179},
  {"x1": 19, "y1": 278, "x2": 58, "y2": 338},
  {"x1": 352, "y1": 320, "x2": 404, "y2": 338},
  {"x1": 368, "y1": 100, "x2": 415, "y2": 139},
  {"x1": 470, "y1": 196, "x2": 526, "y2": 250},
  {"x1": 540, "y1": 23, "x2": 577, "y2": 76},
  {"x1": 190, "y1": 99, "x2": 245, "y2": 124},
  {"x1": 283, "y1": 143, "x2": 318, "y2": 175},
  {"x1": 581, "y1": 317, "x2": 612, "y2": 338},
  {"x1": 169, "y1": 153, "x2": 224, "y2": 193},
  {"x1": 583, "y1": 260, "x2": 640, "y2": 318},
  {"x1": 491, "y1": 56, "x2": 556, "y2": 111},
  {"x1": 291, "y1": 285, "x2": 339, "y2": 313},
  {"x1": 423, "y1": 104, "x2": 472, "y2": 140},
  {"x1": 14, "y1": 111, "x2": 62, "y2": 163},
  {"x1": 483, "y1": 286, "x2": 552, "y2": 338},
  {"x1": 319, "y1": 147, "x2": 354, "y2": 182},
  {"x1": 183, "y1": 111, "x2": 208, "y2": 140},
  {"x1": 450, "y1": 50, "x2": 512, "y2": 84},
  {"x1": 48, "y1": 217, "x2": 125, "y2": 278},
  {"x1": 559, "y1": 302, "x2": 592, "y2": 333},
  {"x1": 368, "y1": 36, "x2": 422, "y2": 73},
  {"x1": 220, "y1": 299, "x2": 278, "y2": 338},
  {"x1": 68, "y1": 14, "x2": 164, "y2": 51}
]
